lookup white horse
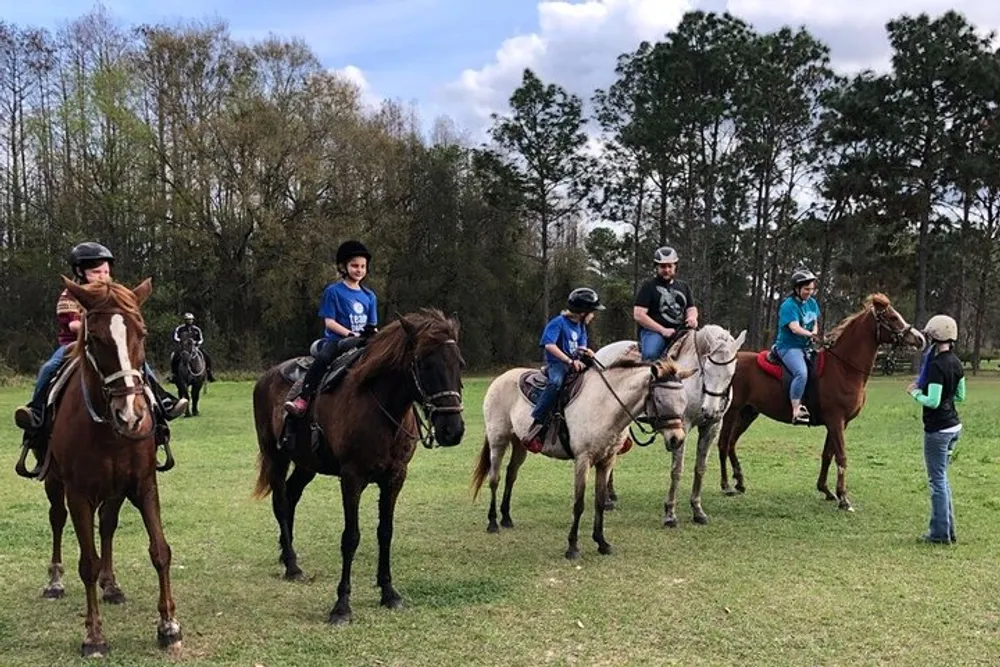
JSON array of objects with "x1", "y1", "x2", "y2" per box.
[
  {"x1": 472, "y1": 351, "x2": 693, "y2": 559},
  {"x1": 595, "y1": 325, "x2": 746, "y2": 526}
]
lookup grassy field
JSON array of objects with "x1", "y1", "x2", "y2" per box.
[{"x1": 1, "y1": 376, "x2": 999, "y2": 666}]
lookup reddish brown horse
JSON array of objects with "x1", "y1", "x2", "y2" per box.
[
  {"x1": 718, "y1": 294, "x2": 925, "y2": 511},
  {"x1": 253, "y1": 309, "x2": 465, "y2": 625},
  {"x1": 33, "y1": 278, "x2": 182, "y2": 658}
]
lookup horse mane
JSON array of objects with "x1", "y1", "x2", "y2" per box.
[
  {"x1": 351, "y1": 308, "x2": 459, "y2": 384},
  {"x1": 68, "y1": 281, "x2": 147, "y2": 360},
  {"x1": 825, "y1": 293, "x2": 890, "y2": 344}
]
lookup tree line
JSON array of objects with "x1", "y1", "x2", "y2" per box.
[{"x1": 0, "y1": 8, "x2": 997, "y2": 374}]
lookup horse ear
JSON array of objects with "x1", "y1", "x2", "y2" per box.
[
  {"x1": 449, "y1": 311, "x2": 461, "y2": 338},
  {"x1": 675, "y1": 365, "x2": 698, "y2": 380},
  {"x1": 398, "y1": 314, "x2": 417, "y2": 341},
  {"x1": 132, "y1": 278, "x2": 153, "y2": 306},
  {"x1": 733, "y1": 329, "x2": 747, "y2": 349},
  {"x1": 62, "y1": 276, "x2": 95, "y2": 310}
]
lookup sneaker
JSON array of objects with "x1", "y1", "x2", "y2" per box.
[
  {"x1": 793, "y1": 406, "x2": 811, "y2": 425},
  {"x1": 521, "y1": 422, "x2": 545, "y2": 453},
  {"x1": 14, "y1": 405, "x2": 41, "y2": 430},
  {"x1": 164, "y1": 398, "x2": 188, "y2": 420},
  {"x1": 919, "y1": 533, "x2": 953, "y2": 545},
  {"x1": 284, "y1": 396, "x2": 308, "y2": 417}
]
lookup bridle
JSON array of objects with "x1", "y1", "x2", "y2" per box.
[
  {"x1": 79, "y1": 307, "x2": 154, "y2": 440},
  {"x1": 821, "y1": 305, "x2": 921, "y2": 378},
  {"x1": 373, "y1": 339, "x2": 465, "y2": 449}
]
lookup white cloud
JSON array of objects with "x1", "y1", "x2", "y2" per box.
[
  {"x1": 329, "y1": 65, "x2": 383, "y2": 111},
  {"x1": 440, "y1": 0, "x2": 693, "y2": 139}
]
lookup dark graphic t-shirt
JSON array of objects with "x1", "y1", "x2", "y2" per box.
[{"x1": 634, "y1": 277, "x2": 694, "y2": 331}]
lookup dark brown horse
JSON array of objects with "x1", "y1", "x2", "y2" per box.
[
  {"x1": 253, "y1": 309, "x2": 465, "y2": 624},
  {"x1": 717, "y1": 294, "x2": 925, "y2": 511},
  {"x1": 35, "y1": 277, "x2": 182, "y2": 658},
  {"x1": 172, "y1": 332, "x2": 206, "y2": 417}
]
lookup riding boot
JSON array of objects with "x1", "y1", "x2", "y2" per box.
[
  {"x1": 148, "y1": 375, "x2": 188, "y2": 420},
  {"x1": 284, "y1": 357, "x2": 327, "y2": 417}
]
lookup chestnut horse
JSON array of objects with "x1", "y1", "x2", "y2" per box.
[
  {"x1": 34, "y1": 278, "x2": 182, "y2": 658},
  {"x1": 253, "y1": 309, "x2": 465, "y2": 624},
  {"x1": 717, "y1": 293, "x2": 925, "y2": 511}
]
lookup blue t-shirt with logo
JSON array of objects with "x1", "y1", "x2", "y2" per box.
[
  {"x1": 318, "y1": 281, "x2": 378, "y2": 342},
  {"x1": 539, "y1": 314, "x2": 588, "y2": 365},
  {"x1": 775, "y1": 295, "x2": 820, "y2": 350}
]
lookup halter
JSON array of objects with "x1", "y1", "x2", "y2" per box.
[
  {"x1": 373, "y1": 339, "x2": 464, "y2": 449},
  {"x1": 79, "y1": 307, "x2": 154, "y2": 440}
]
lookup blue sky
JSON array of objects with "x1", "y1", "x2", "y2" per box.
[{"x1": 2, "y1": 0, "x2": 998, "y2": 138}]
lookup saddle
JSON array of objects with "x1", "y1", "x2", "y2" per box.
[
  {"x1": 277, "y1": 340, "x2": 367, "y2": 455},
  {"x1": 756, "y1": 348, "x2": 825, "y2": 426},
  {"x1": 517, "y1": 367, "x2": 587, "y2": 460}
]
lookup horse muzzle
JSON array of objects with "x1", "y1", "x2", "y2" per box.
[{"x1": 432, "y1": 412, "x2": 465, "y2": 447}]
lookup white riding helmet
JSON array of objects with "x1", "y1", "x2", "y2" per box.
[{"x1": 923, "y1": 314, "x2": 957, "y2": 343}]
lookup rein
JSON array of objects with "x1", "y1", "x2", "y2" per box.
[
  {"x1": 820, "y1": 308, "x2": 919, "y2": 379},
  {"x1": 590, "y1": 356, "x2": 672, "y2": 447}
]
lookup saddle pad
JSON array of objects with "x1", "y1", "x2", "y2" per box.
[
  {"x1": 756, "y1": 349, "x2": 825, "y2": 380},
  {"x1": 516, "y1": 368, "x2": 585, "y2": 407}
]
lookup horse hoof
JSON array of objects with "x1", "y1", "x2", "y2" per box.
[
  {"x1": 693, "y1": 513, "x2": 709, "y2": 525},
  {"x1": 603, "y1": 501, "x2": 617, "y2": 511},
  {"x1": 500, "y1": 517, "x2": 514, "y2": 529},
  {"x1": 597, "y1": 543, "x2": 613, "y2": 556},
  {"x1": 839, "y1": 500, "x2": 854, "y2": 512},
  {"x1": 381, "y1": 596, "x2": 404, "y2": 611},
  {"x1": 721, "y1": 487, "x2": 738, "y2": 497},
  {"x1": 283, "y1": 569, "x2": 306, "y2": 582},
  {"x1": 157, "y1": 621, "x2": 182, "y2": 650},
  {"x1": 42, "y1": 585, "x2": 65, "y2": 599},
  {"x1": 102, "y1": 588, "x2": 126, "y2": 604},
  {"x1": 81, "y1": 641, "x2": 109, "y2": 658},
  {"x1": 486, "y1": 522, "x2": 499, "y2": 534},
  {"x1": 327, "y1": 610, "x2": 352, "y2": 625},
  {"x1": 564, "y1": 548, "x2": 580, "y2": 560},
  {"x1": 735, "y1": 485, "x2": 746, "y2": 494},
  {"x1": 663, "y1": 516, "x2": 678, "y2": 528}
]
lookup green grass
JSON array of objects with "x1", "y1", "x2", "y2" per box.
[{"x1": 2, "y1": 377, "x2": 1000, "y2": 666}]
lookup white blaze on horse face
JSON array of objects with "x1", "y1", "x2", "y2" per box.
[{"x1": 109, "y1": 314, "x2": 139, "y2": 424}]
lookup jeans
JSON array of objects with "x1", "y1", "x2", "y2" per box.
[
  {"x1": 924, "y1": 429, "x2": 959, "y2": 541},
  {"x1": 31, "y1": 345, "x2": 68, "y2": 407},
  {"x1": 532, "y1": 361, "x2": 569, "y2": 422},
  {"x1": 639, "y1": 329, "x2": 669, "y2": 362},
  {"x1": 776, "y1": 346, "x2": 808, "y2": 401}
]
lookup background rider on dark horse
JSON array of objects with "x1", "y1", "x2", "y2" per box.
[
  {"x1": 13, "y1": 242, "x2": 188, "y2": 448},
  {"x1": 170, "y1": 312, "x2": 216, "y2": 383}
]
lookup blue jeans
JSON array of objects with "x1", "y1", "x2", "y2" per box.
[
  {"x1": 30, "y1": 345, "x2": 68, "y2": 407},
  {"x1": 532, "y1": 361, "x2": 569, "y2": 423},
  {"x1": 924, "y1": 429, "x2": 959, "y2": 541},
  {"x1": 639, "y1": 329, "x2": 669, "y2": 362},
  {"x1": 776, "y1": 346, "x2": 808, "y2": 401}
]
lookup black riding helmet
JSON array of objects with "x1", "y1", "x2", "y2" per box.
[
  {"x1": 335, "y1": 240, "x2": 372, "y2": 267},
  {"x1": 567, "y1": 287, "x2": 606, "y2": 314},
  {"x1": 790, "y1": 266, "x2": 817, "y2": 289},
  {"x1": 69, "y1": 242, "x2": 114, "y2": 282}
]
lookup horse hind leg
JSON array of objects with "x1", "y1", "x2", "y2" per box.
[
  {"x1": 42, "y1": 475, "x2": 67, "y2": 599},
  {"x1": 690, "y1": 421, "x2": 721, "y2": 525},
  {"x1": 279, "y1": 466, "x2": 315, "y2": 580},
  {"x1": 721, "y1": 406, "x2": 758, "y2": 496},
  {"x1": 98, "y1": 496, "x2": 127, "y2": 604}
]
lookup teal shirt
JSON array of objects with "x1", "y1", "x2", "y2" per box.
[{"x1": 775, "y1": 295, "x2": 820, "y2": 350}]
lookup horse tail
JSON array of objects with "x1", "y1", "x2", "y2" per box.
[
  {"x1": 252, "y1": 368, "x2": 280, "y2": 499},
  {"x1": 471, "y1": 434, "x2": 491, "y2": 501}
]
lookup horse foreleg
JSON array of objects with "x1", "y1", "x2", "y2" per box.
[
  {"x1": 191, "y1": 382, "x2": 201, "y2": 417},
  {"x1": 279, "y1": 466, "x2": 315, "y2": 580},
  {"x1": 97, "y1": 496, "x2": 127, "y2": 604},
  {"x1": 42, "y1": 476, "x2": 67, "y2": 599},
  {"x1": 592, "y1": 457, "x2": 614, "y2": 555},
  {"x1": 818, "y1": 431, "x2": 837, "y2": 502},
  {"x1": 132, "y1": 482, "x2": 182, "y2": 654},
  {"x1": 499, "y1": 439, "x2": 526, "y2": 529},
  {"x1": 376, "y1": 471, "x2": 406, "y2": 610},
  {"x1": 566, "y1": 456, "x2": 590, "y2": 560},
  {"x1": 66, "y1": 492, "x2": 107, "y2": 657},
  {"x1": 329, "y1": 474, "x2": 364, "y2": 625},
  {"x1": 691, "y1": 421, "x2": 721, "y2": 525},
  {"x1": 828, "y1": 422, "x2": 853, "y2": 511},
  {"x1": 663, "y1": 438, "x2": 686, "y2": 528}
]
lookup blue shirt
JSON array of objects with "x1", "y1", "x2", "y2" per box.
[
  {"x1": 539, "y1": 314, "x2": 588, "y2": 365},
  {"x1": 775, "y1": 295, "x2": 820, "y2": 349},
  {"x1": 318, "y1": 281, "x2": 378, "y2": 342}
]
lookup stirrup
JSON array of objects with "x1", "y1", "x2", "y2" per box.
[{"x1": 793, "y1": 406, "x2": 811, "y2": 425}]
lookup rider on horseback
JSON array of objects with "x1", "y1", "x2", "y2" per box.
[
  {"x1": 13, "y1": 242, "x2": 187, "y2": 445},
  {"x1": 521, "y1": 288, "x2": 604, "y2": 453},
  {"x1": 284, "y1": 240, "x2": 378, "y2": 417},
  {"x1": 170, "y1": 312, "x2": 216, "y2": 382},
  {"x1": 774, "y1": 266, "x2": 822, "y2": 425},
  {"x1": 633, "y1": 246, "x2": 699, "y2": 361}
]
